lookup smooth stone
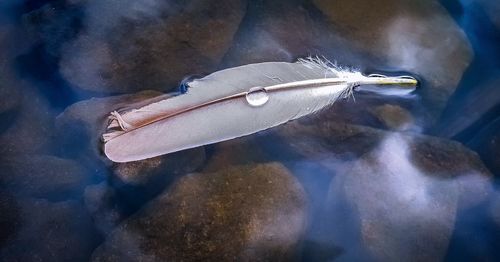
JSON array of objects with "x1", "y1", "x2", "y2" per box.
[
  {"x1": 340, "y1": 135, "x2": 459, "y2": 262},
  {"x1": 370, "y1": 104, "x2": 416, "y2": 131},
  {"x1": 0, "y1": 192, "x2": 20, "y2": 247},
  {"x1": 468, "y1": 117, "x2": 500, "y2": 176},
  {"x1": 84, "y1": 182, "x2": 123, "y2": 235},
  {"x1": 312, "y1": 0, "x2": 473, "y2": 124},
  {"x1": 113, "y1": 148, "x2": 205, "y2": 185},
  {"x1": 92, "y1": 163, "x2": 308, "y2": 262},
  {"x1": 276, "y1": 122, "x2": 493, "y2": 260},
  {"x1": 0, "y1": 24, "x2": 32, "y2": 121},
  {"x1": 0, "y1": 154, "x2": 90, "y2": 200},
  {"x1": 0, "y1": 87, "x2": 54, "y2": 155},
  {"x1": 0, "y1": 18, "x2": 47, "y2": 140},
  {"x1": 222, "y1": 0, "x2": 358, "y2": 66},
  {"x1": 203, "y1": 136, "x2": 271, "y2": 172},
  {"x1": 0, "y1": 198, "x2": 98, "y2": 261},
  {"x1": 21, "y1": 0, "x2": 84, "y2": 57},
  {"x1": 60, "y1": 0, "x2": 247, "y2": 93}
]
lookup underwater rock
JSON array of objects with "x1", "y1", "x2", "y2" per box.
[
  {"x1": 59, "y1": 0, "x2": 246, "y2": 93},
  {"x1": 278, "y1": 122, "x2": 492, "y2": 208},
  {"x1": 0, "y1": 25, "x2": 54, "y2": 154},
  {"x1": 370, "y1": 104, "x2": 416, "y2": 131},
  {"x1": 0, "y1": 87, "x2": 54, "y2": 155},
  {"x1": 277, "y1": 122, "x2": 492, "y2": 260},
  {"x1": 341, "y1": 135, "x2": 459, "y2": 262},
  {"x1": 312, "y1": 0, "x2": 473, "y2": 124},
  {"x1": 92, "y1": 163, "x2": 308, "y2": 262},
  {"x1": 222, "y1": 0, "x2": 358, "y2": 67},
  {"x1": 113, "y1": 148, "x2": 205, "y2": 185},
  {"x1": 0, "y1": 24, "x2": 33, "y2": 123},
  {"x1": 203, "y1": 136, "x2": 271, "y2": 172},
  {"x1": 84, "y1": 182, "x2": 124, "y2": 235},
  {"x1": 468, "y1": 117, "x2": 500, "y2": 177},
  {"x1": 0, "y1": 192, "x2": 20, "y2": 247},
  {"x1": 22, "y1": 0, "x2": 84, "y2": 57},
  {"x1": 0, "y1": 198, "x2": 98, "y2": 261},
  {"x1": 0, "y1": 154, "x2": 90, "y2": 200}
]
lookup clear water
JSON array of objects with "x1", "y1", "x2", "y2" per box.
[{"x1": 1, "y1": 0, "x2": 499, "y2": 261}]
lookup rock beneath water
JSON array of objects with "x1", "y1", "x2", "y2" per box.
[
  {"x1": 0, "y1": 84, "x2": 54, "y2": 155},
  {"x1": 341, "y1": 135, "x2": 459, "y2": 262},
  {"x1": 203, "y1": 136, "x2": 272, "y2": 172},
  {"x1": 0, "y1": 23, "x2": 35, "y2": 125},
  {"x1": 84, "y1": 182, "x2": 124, "y2": 235},
  {"x1": 92, "y1": 163, "x2": 308, "y2": 261},
  {"x1": 312, "y1": 0, "x2": 473, "y2": 124},
  {"x1": 276, "y1": 122, "x2": 493, "y2": 260},
  {"x1": 370, "y1": 104, "x2": 416, "y2": 131},
  {"x1": 0, "y1": 192, "x2": 20, "y2": 247},
  {"x1": 21, "y1": 0, "x2": 84, "y2": 57},
  {"x1": 60, "y1": 0, "x2": 247, "y2": 93},
  {"x1": 0, "y1": 198, "x2": 98, "y2": 261},
  {"x1": 222, "y1": 0, "x2": 358, "y2": 66},
  {"x1": 468, "y1": 117, "x2": 500, "y2": 176},
  {"x1": 0, "y1": 154, "x2": 90, "y2": 200},
  {"x1": 113, "y1": 148, "x2": 205, "y2": 185}
]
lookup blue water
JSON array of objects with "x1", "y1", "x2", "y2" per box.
[{"x1": 1, "y1": 0, "x2": 499, "y2": 261}]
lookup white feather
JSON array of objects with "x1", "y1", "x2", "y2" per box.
[{"x1": 103, "y1": 58, "x2": 417, "y2": 162}]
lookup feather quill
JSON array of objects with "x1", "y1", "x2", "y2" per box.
[{"x1": 103, "y1": 57, "x2": 417, "y2": 162}]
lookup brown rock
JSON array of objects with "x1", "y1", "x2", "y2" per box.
[
  {"x1": 276, "y1": 121, "x2": 493, "y2": 260},
  {"x1": 0, "y1": 154, "x2": 90, "y2": 200},
  {"x1": 60, "y1": 0, "x2": 247, "y2": 93},
  {"x1": 0, "y1": 192, "x2": 20, "y2": 246},
  {"x1": 0, "y1": 198, "x2": 98, "y2": 261},
  {"x1": 112, "y1": 148, "x2": 205, "y2": 185},
  {"x1": 0, "y1": 87, "x2": 54, "y2": 155},
  {"x1": 92, "y1": 163, "x2": 308, "y2": 262},
  {"x1": 203, "y1": 136, "x2": 270, "y2": 172},
  {"x1": 84, "y1": 182, "x2": 124, "y2": 235},
  {"x1": 371, "y1": 104, "x2": 416, "y2": 131}
]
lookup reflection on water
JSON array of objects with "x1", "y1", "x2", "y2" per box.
[{"x1": 0, "y1": 0, "x2": 499, "y2": 261}]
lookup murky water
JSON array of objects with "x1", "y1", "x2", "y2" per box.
[{"x1": 1, "y1": 0, "x2": 499, "y2": 261}]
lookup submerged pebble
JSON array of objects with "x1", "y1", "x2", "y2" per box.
[
  {"x1": 59, "y1": 0, "x2": 247, "y2": 94},
  {"x1": 0, "y1": 154, "x2": 90, "y2": 200},
  {"x1": 0, "y1": 198, "x2": 98, "y2": 261},
  {"x1": 92, "y1": 163, "x2": 308, "y2": 262}
]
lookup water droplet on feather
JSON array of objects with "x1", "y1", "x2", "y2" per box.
[{"x1": 246, "y1": 87, "x2": 269, "y2": 107}]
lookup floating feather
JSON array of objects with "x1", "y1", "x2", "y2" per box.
[{"x1": 103, "y1": 57, "x2": 417, "y2": 162}]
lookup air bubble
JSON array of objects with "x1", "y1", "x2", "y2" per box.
[{"x1": 245, "y1": 87, "x2": 269, "y2": 107}]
